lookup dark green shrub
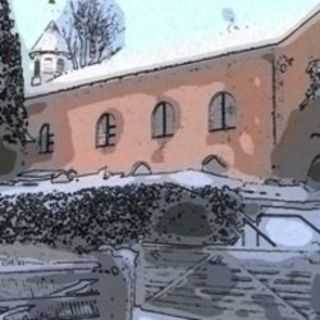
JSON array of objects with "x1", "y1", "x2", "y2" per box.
[
  {"x1": 0, "y1": 184, "x2": 244, "y2": 253},
  {"x1": 150, "y1": 185, "x2": 244, "y2": 245}
]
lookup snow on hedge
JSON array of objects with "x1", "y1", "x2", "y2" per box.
[
  {"x1": 0, "y1": 182, "x2": 245, "y2": 253},
  {"x1": 0, "y1": 170, "x2": 310, "y2": 202}
]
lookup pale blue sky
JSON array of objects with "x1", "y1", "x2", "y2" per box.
[
  {"x1": 9, "y1": 0, "x2": 320, "y2": 88},
  {"x1": 11, "y1": 0, "x2": 320, "y2": 50}
]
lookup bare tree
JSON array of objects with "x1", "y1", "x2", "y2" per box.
[
  {"x1": 61, "y1": 18, "x2": 79, "y2": 70},
  {"x1": 60, "y1": 0, "x2": 125, "y2": 70}
]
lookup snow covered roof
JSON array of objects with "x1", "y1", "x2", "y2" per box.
[
  {"x1": 29, "y1": 20, "x2": 69, "y2": 57},
  {"x1": 26, "y1": 4, "x2": 320, "y2": 99}
]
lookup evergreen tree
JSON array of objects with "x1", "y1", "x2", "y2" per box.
[{"x1": 0, "y1": 0, "x2": 28, "y2": 178}]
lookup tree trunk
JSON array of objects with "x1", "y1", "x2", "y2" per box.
[
  {"x1": 71, "y1": 40, "x2": 79, "y2": 70},
  {"x1": 79, "y1": 37, "x2": 86, "y2": 68}
]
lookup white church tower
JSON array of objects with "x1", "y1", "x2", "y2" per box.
[{"x1": 29, "y1": 20, "x2": 71, "y2": 86}]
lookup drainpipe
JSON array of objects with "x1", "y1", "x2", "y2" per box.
[{"x1": 271, "y1": 51, "x2": 278, "y2": 146}]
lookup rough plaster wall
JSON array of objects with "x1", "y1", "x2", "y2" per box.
[{"x1": 26, "y1": 48, "x2": 274, "y2": 178}]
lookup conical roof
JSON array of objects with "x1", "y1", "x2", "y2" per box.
[{"x1": 30, "y1": 20, "x2": 69, "y2": 56}]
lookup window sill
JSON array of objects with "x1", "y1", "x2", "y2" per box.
[
  {"x1": 96, "y1": 144, "x2": 116, "y2": 149},
  {"x1": 152, "y1": 134, "x2": 175, "y2": 139},
  {"x1": 209, "y1": 126, "x2": 236, "y2": 133}
]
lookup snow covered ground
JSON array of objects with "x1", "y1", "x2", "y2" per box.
[
  {"x1": 134, "y1": 309, "x2": 185, "y2": 320},
  {"x1": 0, "y1": 170, "x2": 317, "y2": 320}
]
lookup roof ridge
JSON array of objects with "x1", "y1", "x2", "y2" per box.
[{"x1": 29, "y1": 19, "x2": 67, "y2": 56}]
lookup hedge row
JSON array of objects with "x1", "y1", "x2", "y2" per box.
[{"x1": 0, "y1": 184, "x2": 244, "y2": 253}]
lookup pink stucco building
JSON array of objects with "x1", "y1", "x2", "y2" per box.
[{"x1": 24, "y1": 6, "x2": 320, "y2": 181}]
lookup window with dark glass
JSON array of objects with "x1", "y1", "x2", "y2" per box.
[
  {"x1": 39, "y1": 123, "x2": 54, "y2": 154},
  {"x1": 152, "y1": 102, "x2": 175, "y2": 138},
  {"x1": 209, "y1": 92, "x2": 237, "y2": 131},
  {"x1": 96, "y1": 113, "x2": 117, "y2": 148},
  {"x1": 57, "y1": 58, "x2": 65, "y2": 74},
  {"x1": 34, "y1": 59, "x2": 41, "y2": 78}
]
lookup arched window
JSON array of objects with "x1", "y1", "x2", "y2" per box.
[
  {"x1": 57, "y1": 58, "x2": 65, "y2": 74},
  {"x1": 152, "y1": 102, "x2": 175, "y2": 138},
  {"x1": 96, "y1": 113, "x2": 117, "y2": 148},
  {"x1": 39, "y1": 123, "x2": 54, "y2": 154},
  {"x1": 209, "y1": 92, "x2": 237, "y2": 131},
  {"x1": 34, "y1": 59, "x2": 41, "y2": 78}
]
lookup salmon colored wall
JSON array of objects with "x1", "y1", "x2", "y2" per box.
[
  {"x1": 275, "y1": 16, "x2": 320, "y2": 141},
  {"x1": 26, "y1": 48, "x2": 274, "y2": 177},
  {"x1": 273, "y1": 13, "x2": 320, "y2": 179}
]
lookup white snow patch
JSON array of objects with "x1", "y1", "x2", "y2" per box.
[
  {"x1": 228, "y1": 249, "x2": 308, "y2": 263},
  {"x1": 169, "y1": 171, "x2": 215, "y2": 187},
  {"x1": 168, "y1": 170, "x2": 242, "y2": 189},
  {"x1": 265, "y1": 218, "x2": 314, "y2": 247},
  {"x1": 0, "y1": 261, "x2": 96, "y2": 273},
  {"x1": 265, "y1": 207, "x2": 320, "y2": 218},
  {"x1": 0, "y1": 174, "x2": 136, "y2": 196},
  {"x1": 242, "y1": 183, "x2": 309, "y2": 202},
  {"x1": 0, "y1": 170, "x2": 311, "y2": 204},
  {"x1": 133, "y1": 308, "x2": 185, "y2": 320}
]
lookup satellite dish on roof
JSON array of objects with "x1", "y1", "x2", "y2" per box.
[
  {"x1": 222, "y1": 8, "x2": 239, "y2": 32},
  {"x1": 222, "y1": 8, "x2": 236, "y2": 24}
]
